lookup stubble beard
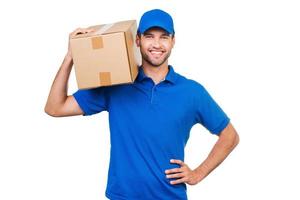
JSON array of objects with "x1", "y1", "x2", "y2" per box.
[{"x1": 140, "y1": 48, "x2": 171, "y2": 67}]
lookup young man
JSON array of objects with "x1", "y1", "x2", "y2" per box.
[{"x1": 45, "y1": 9, "x2": 239, "y2": 200}]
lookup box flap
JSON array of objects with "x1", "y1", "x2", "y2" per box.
[
  {"x1": 103, "y1": 20, "x2": 136, "y2": 34},
  {"x1": 71, "y1": 20, "x2": 136, "y2": 39}
]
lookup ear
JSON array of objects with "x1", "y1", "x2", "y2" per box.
[
  {"x1": 171, "y1": 36, "x2": 175, "y2": 48},
  {"x1": 136, "y1": 34, "x2": 141, "y2": 47}
]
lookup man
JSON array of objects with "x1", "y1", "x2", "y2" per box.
[{"x1": 45, "y1": 9, "x2": 239, "y2": 200}]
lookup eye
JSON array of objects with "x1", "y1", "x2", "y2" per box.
[
  {"x1": 161, "y1": 35, "x2": 170, "y2": 40},
  {"x1": 144, "y1": 35, "x2": 154, "y2": 39}
]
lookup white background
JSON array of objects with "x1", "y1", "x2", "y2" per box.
[{"x1": 0, "y1": 0, "x2": 299, "y2": 199}]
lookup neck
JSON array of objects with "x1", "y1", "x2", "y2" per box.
[{"x1": 141, "y1": 61, "x2": 169, "y2": 85}]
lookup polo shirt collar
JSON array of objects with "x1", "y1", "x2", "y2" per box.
[{"x1": 135, "y1": 65, "x2": 178, "y2": 84}]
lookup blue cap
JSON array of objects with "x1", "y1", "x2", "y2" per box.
[{"x1": 137, "y1": 9, "x2": 174, "y2": 34}]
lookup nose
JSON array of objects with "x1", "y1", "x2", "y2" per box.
[{"x1": 152, "y1": 38, "x2": 161, "y2": 48}]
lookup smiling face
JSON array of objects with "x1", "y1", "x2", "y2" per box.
[{"x1": 136, "y1": 27, "x2": 175, "y2": 67}]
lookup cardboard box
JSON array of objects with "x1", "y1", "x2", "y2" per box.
[{"x1": 70, "y1": 20, "x2": 141, "y2": 89}]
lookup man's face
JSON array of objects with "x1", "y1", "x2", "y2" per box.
[{"x1": 136, "y1": 28, "x2": 175, "y2": 67}]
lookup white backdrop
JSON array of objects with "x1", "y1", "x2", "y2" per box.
[{"x1": 0, "y1": 0, "x2": 299, "y2": 199}]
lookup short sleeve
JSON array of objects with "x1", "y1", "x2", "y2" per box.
[
  {"x1": 194, "y1": 84, "x2": 230, "y2": 135},
  {"x1": 73, "y1": 87, "x2": 109, "y2": 116}
]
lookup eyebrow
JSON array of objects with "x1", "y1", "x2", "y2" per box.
[
  {"x1": 143, "y1": 32, "x2": 171, "y2": 37},
  {"x1": 143, "y1": 32, "x2": 153, "y2": 36}
]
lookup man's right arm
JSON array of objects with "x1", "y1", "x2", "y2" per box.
[{"x1": 44, "y1": 28, "x2": 94, "y2": 117}]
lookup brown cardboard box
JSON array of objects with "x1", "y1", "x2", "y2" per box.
[{"x1": 70, "y1": 20, "x2": 141, "y2": 89}]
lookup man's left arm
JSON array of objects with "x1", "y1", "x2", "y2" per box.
[{"x1": 165, "y1": 123, "x2": 239, "y2": 185}]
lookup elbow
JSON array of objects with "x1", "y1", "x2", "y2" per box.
[
  {"x1": 44, "y1": 105, "x2": 61, "y2": 117},
  {"x1": 228, "y1": 127, "x2": 239, "y2": 149},
  {"x1": 227, "y1": 124, "x2": 239, "y2": 149},
  {"x1": 223, "y1": 132, "x2": 239, "y2": 152},
  {"x1": 233, "y1": 132, "x2": 240, "y2": 148}
]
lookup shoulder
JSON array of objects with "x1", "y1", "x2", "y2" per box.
[{"x1": 175, "y1": 73, "x2": 206, "y2": 93}]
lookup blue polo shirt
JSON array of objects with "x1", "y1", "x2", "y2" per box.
[{"x1": 73, "y1": 65, "x2": 230, "y2": 200}]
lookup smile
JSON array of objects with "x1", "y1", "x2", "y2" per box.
[{"x1": 149, "y1": 50, "x2": 165, "y2": 57}]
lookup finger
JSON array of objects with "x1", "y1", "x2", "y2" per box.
[
  {"x1": 170, "y1": 159, "x2": 185, "y2": 166},
  {"x1": 70, "y1": 28, "x2": 82, "y2": 37},
  {"x1": 71, "y1": 28, "x2": 91, "y2": 37},
  {"x1": 170, "y1": 177, "x2": 187, "y2": 185},
  {"x1": 75, "y1": 28, "x2": 86, "y2": 35},
  {"x1": 165, "y1": 168, "x2": 183, "y2": 174},
  {"x1": 166, "y1": 172, "x2": 184, "y2": 179},
  {"x1": 86, "y1": 28, "x2": 95, "y2": 33},
  {"x1": 74, "y1": 28, "x2": 83, "y2": 33},
  {"x1": 81, "y1": 29, "x2": 90, "y2": 34}
]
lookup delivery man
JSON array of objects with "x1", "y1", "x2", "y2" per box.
[{"x1": 45, "y1": 9, "x2": 239, "y2": 200}]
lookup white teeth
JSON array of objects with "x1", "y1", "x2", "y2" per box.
[{"x1": 150, "y1": 50, "x2": 163, "y2": 55}]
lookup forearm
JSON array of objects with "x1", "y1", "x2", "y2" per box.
[
  {"x1": 44, "y1": 53, "x2": 73, "y2": 113},
  {"x1": 194, "y1": 126, "x2": 239, "y2": 182}
]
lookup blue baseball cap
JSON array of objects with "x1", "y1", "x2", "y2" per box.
[{"x1": 137, "y1": 9, "x2": 175, "y2": 34}]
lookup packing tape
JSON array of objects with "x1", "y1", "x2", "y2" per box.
[
  {"x1": 99, "y1": 72, "x2": 111, "y2": 86},
  {"x1": 95, "y1": 23, "x2": 115, "y2": 35},
  {"x1": 91, "y1": 37, "x2": 103, "y2": 49},
  {"x1": 91, "y1": 23, "x2": 115, "y2": 49}
]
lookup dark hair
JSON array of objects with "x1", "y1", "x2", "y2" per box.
[
  {"x1": 137, "y1": 31, "x2": 141, "y2": 38},
  {"x1": 136, "y1": 31, "x2": 175, "y2": 38}
]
